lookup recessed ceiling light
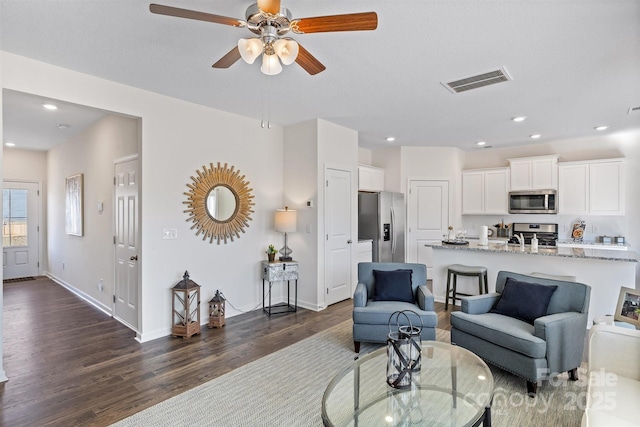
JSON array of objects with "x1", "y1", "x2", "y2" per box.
[
  {"x1": 512, "y1": 116, "x2": 527, "y2": 122},
  {"x1": 594, "y1": 125, "x2": 609, "y2": 131},
  {"x1": 5, "y1": 142, "x2": 16, "y2": 147},
  {"x1": 42, "y1": 103, "x2": 58, "y2": 110},
  {"x1": 57, "y1": 124, "x2": 70, "y2": 130},
  {"x1": 385, "y1": 136, "x2": 396, "y2": 143},
  {"x1": 476, "y1": 141, "x2": 486, "y2": 146},
  {"x1": 530, "y1": 134, "x2": 541, "y2": 139}
]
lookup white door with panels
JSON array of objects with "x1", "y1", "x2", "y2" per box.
[
  {"x1": 114, "y1": 157, "x2": 140, "y2": 331},
  {"x1": 407, "y1": 180, "x2": 449, "y2": 276},
  {"x1": 325, "y1": 167, "x2": 353, "y2": 306},
  {"x1": 3, "y1": 181, "x2": 40, "y2": 280}
]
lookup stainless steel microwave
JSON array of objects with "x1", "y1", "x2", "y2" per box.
[{"x1": 509, "y1": 190, "x2": 557, "y2": 214}]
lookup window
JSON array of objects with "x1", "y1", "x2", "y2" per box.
[{"x1": 3, "y1": 189, "x2": 28, "y2": 247}]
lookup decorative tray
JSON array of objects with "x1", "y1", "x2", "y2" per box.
[{"x1": 442, "y1": 240, "x2": 469, "y2": 245}]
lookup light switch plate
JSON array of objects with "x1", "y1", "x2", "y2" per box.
[{"x1": 163, "y1": 228, "x2": 178, "y2": 240}]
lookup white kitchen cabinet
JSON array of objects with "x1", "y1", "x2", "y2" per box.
[
  {"x1": 509, "y1": 155, "x2": 558, "y2": 190},
  {"x1": 558, "y1": 159, "x2": 624, "y2": 216},
  {"x1": 462, "y1": 168, "x2": 510, "y2": 215},
  {"x1": 358, "y1": 165, "x2": 384, "y2": 192}
]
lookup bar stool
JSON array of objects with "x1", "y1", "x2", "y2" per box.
[{"x1": 445, "y1": 264, "x2": 488, "y2": 310}]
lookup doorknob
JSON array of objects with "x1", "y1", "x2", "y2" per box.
[
  {"x1": 347, "y1": 239, "x2": 352, "y2": 244},
  {"x1": 130, "y1": 255, "x2": 138, "y2": 261}
]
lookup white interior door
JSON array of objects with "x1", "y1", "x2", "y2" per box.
[
  {"x1": 325, "y1": 167, "x2": 353, "y2": 306},
  {"x1": 114, "y1": 157, "x2": 139, "y2": 330},
  {"x1": 407, "y1": 180, "x2": 449, "y2": 276},
  {"x1": 2, "y1": 181, "x2": 39, "y2": 280}
]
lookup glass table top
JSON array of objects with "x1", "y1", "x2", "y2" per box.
[{"x1": 322, "y1": 341, "x2": 494, "y2": 427}]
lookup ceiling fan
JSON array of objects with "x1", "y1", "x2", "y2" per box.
[{"x1": 149, "y1": 0, "x2": 378, "y2": 76}]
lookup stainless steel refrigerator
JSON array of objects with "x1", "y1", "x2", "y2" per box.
[{"x1": 358, "y1": 191, "x2": 405, "y2": 263}]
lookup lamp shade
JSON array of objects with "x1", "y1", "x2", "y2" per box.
[
  {"x1": 238, "y1": 38, "x2": 263, "y2": 64},
  {"x1": 273, "y1": 39, "x2": 299, "y2": 65},
  {"x1": 261, "y1": 52, "x2": 283, "y2": 75},
  {"x1": 274, "y1": 207, "x2": 297, "y2": 233}
]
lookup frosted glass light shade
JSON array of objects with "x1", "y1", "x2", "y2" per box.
[
  {"x1": 238, "y1": 38, "x2": 263, "y2": 64},
  {"x1": 273, "y1": 39, "x2": 299, "y2": 65},
  {"x1": 261, "y1": 53, "x2": 283, "y2": 75},
  {"x1": 274, "y1": 207, "x2": 297, "y2": 233}
]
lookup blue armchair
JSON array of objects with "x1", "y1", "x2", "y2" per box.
[
  {"x1": 450, "y1": 271, "x2": 591, "y2": 394},
  {"x1": 353, "y1": 262, "x2": 437, "y2": 353}
]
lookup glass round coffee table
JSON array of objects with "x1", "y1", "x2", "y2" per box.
[{"x1": 322, "y1": 341, "x2": 493, "y2": 427}]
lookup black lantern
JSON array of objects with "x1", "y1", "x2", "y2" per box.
[
  {"x1": 386, "y1": 310, "x2": 422, "y2": 389},
  {"x1": 208, "y1": 290, "x2": 226, "y2": 328},
  {"x1": 171, "y1": 271, "x2": 201, "y2": 338}
]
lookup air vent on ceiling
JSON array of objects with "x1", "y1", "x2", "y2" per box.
[
  {"x1": 442, "y1": 67, "x2": 512, "y2": 94},
  {"x1": 628, "y1": 106, "x2": 640, "y2": 114}
]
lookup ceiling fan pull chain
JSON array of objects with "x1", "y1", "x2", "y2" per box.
[{"x1": 260, "y1": 73, "x2": 272, "y2": 129}]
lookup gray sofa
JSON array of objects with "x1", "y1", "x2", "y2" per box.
[
  {"x1": 450, "y1": 270, "x2": 591, "y2": 394},
  {"x1": 353, "y1": 262, "x2": 437, "y2": 352}
]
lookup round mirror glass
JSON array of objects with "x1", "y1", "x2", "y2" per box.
[{"x1": 206, "y1": 185, "x2": 237, "y2": 222}]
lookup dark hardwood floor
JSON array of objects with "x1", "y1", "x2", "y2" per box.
[{"x1": 0, "y1": 276, "x2": 452, "y2": 426}]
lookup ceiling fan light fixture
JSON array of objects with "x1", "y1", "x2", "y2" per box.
[
  {"x1": 273, "y1": 39, "x2": 299, "y2": 65},
  {"x1": 238, "y1": 38, "x2": 263, "y2": 64},
  {"x1": 261, "y1": 52, "x2": 283, "y2": 75}
]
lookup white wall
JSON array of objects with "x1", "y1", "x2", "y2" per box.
[
  {"x1": 358, "y1": 147, "x2": 372, "y2": 165},
  {"x1": 0, "y1": 52, "x2": 6, "y2": 382},
  {"x1": 46, "y1": 114, "x2": 138, "y2": 311},
  {"x1": 2, "y1": 52, "x2": 284, "y2": 342}
]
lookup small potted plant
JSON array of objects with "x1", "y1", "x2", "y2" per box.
[{"x1": 266, "y1": 244, "x2": 278, "y2": 262}]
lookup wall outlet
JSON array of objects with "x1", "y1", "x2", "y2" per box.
[
  {"x1": 163, "y1": 228, "x2": 178, "y2": 240},
  {"x1": 98, "y1": 279, "x2": 104, "y2": 292},
  {"x1": 592, "y1": 225, "x2": 599, "y2": 234}
]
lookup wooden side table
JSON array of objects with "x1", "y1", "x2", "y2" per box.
[{"x1": 261, "y1": 260, "x2": 298, "y2": 316}]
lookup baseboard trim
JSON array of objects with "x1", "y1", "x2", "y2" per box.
[{"x1": 45, "y1": 272, "x2": 112, "y2": 318}]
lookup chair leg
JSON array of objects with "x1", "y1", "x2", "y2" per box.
[
  {"x1": 568, "y1": 368, "x2": 579, "y2": 381},
  {"x1": 484, "y1": 272, "x2": 488, "y2": 293},
  {"x1": 452, "y1": 274, "x2": 457, "y2": 307},
  {"x1": 477, "y1": 274, "x2": 483, "y2": 295},
  {"x1": 445, "y1": 270, "x2": 452, "y2": 311},
  {"x1": 526, "y1": 380, "x2": 538, "y2": 397},
  {"x1": 354, "y1": 341, "x2": 361, "y2": 353}
]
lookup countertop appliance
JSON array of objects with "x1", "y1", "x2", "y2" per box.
[
  {"x1": 358, "y1": 191, "x2": 405, "y2": 263},
  {"x1": 509, "y1": 190, "x2": 557, "y2": 214},
  {"x1": 507, "y1": 223, "x2": 559, "y2": 247}
]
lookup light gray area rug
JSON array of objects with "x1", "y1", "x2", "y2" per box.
[{"x1": 112, "y1": 321, "x2": 586, "y2": 426}]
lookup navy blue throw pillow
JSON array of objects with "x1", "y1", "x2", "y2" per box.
[
  {"x1": 373, "y1": 269, "x2": 414, "y2": 303},
  {"x1": 490, "y1": 277, "x2": 558, "y2": 324}
]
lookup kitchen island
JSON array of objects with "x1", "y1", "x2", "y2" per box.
[{"x1": 426, "y1": 241, "x2": 639, "y2": 327}]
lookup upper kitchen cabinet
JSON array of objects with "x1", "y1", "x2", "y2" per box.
[
  {"x1": 508, "y1": 155, "x2": 559, "y2": 190},
  {"x1": 462, "y1": 167, "x2": 510, "y2": 214},
  {"x1": 358, "y1": 165, "x2": 385, "y2": 192},
  {"x1": 558, "y1": 159, "x2": 624, "y2": 216}
]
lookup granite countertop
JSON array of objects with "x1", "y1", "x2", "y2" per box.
[
  {"x1": 556, "y1": 240, "x2": 630, "y2": 250},
  {"x1": 425, "y1": 240, "x2": 639, "y2": 263}
]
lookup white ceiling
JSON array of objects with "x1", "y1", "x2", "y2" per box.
[{"x1": 2, "y1": 0, "x2": 639, "y2": 152}]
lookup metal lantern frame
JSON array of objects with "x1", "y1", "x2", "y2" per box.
[
  {"x1": 171, "y1": 271, "x2": 202, "y2": 338},
  {"x1": 386, "y1": 310, "x2": 423, "y2": 389},
  {"x1": 208, "y1": 290, "x2": 226, "y2": 328}
]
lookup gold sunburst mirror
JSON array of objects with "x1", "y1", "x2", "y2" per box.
[{"x1": 184, "y1": 162, "x2": 254, "y2": 244}]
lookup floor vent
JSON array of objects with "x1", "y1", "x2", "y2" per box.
[
  {"x1": 3, "y1": 276, "x2": 36, "y2": 284},
  {"x1": 442, "y1": 67, "x2": 512, "y2": 94}
]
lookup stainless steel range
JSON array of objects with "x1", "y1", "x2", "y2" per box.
[{"x1": 507, "y1": 223, "x2": 559, "y2": 247}]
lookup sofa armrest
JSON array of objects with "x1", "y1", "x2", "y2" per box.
[
  {"x1": 416, "y1": 285, "x2": 434, "y2": 311},
  {"x1": 353, "y1": 282, "x2": 368, "y2": 308},
  {"x1": 588, "y1": 324, "x2": 640, "y2": 381},
  {"x1": 534, "y1": 312, "x2": 587, "y2": 374},
  {"x1": 461, "y1": 293, "x2": 500, "y2": 314}
]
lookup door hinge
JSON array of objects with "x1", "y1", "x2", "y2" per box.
[
  {"x1": 113, "y1": 295, "x2": 116, "y2": 303},
  {"x1": 37, "y1": 190, "x2": 40, "y2": 196},
  {"x1": 37, "y1": 226, "x2": 40, "y2": 232},
  {"x1": 326, "y1": 288, "x2": 329, "y2": 294},
  {"x1": 326, "y1": 234, "x2": 329, "y2": 241},
  {"x1": 114, "y1": 176, "x2": 116, "y2": 185},
  {"x1": 37, "y1": 262, "x2": 40, "y2": 268},
  {"x1": 113, "y1": 236, "x2": 116, "y2": 244},
  {"x1": 326, "y1": 180, "x2": 329, "y2": 187}
]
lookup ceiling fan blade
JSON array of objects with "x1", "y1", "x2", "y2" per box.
[
  {"x1": 295, "y1": 44, "x2": 326, "y2": 75},
  {"x1": 257, "y1": 0, "x2": 281, "y2": 16},
  {"x1": 291, "y1": 12, "x2": 378, "y2": 34},
  {"x1": 212, "y1": 47, "x2": 242, "y2": 69},
  {"x1": 149, "y1": 4, "x2": 245, "y2": 27}
]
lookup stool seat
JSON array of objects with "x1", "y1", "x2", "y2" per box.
[
  {"x1": 447, "y1": 264, "x2": 487, "y2": 275},
  {"x1": 445, "y1": 264, "x2": 488, "y2": 310}
]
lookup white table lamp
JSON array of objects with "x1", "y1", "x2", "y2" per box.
[{"x1": 275, "y1": 206, "x2": 297, "y2": 261}]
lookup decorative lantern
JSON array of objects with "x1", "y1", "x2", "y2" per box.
[
  {"x1": 386, "y1": 310, "x2": 422, "y2": 389},
  {"x1": 208, "y1": 290, "x2": 226, "y2": 328},
  {"x1": 171, "y1": 271, "x2": 201, "y2": 338}
]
